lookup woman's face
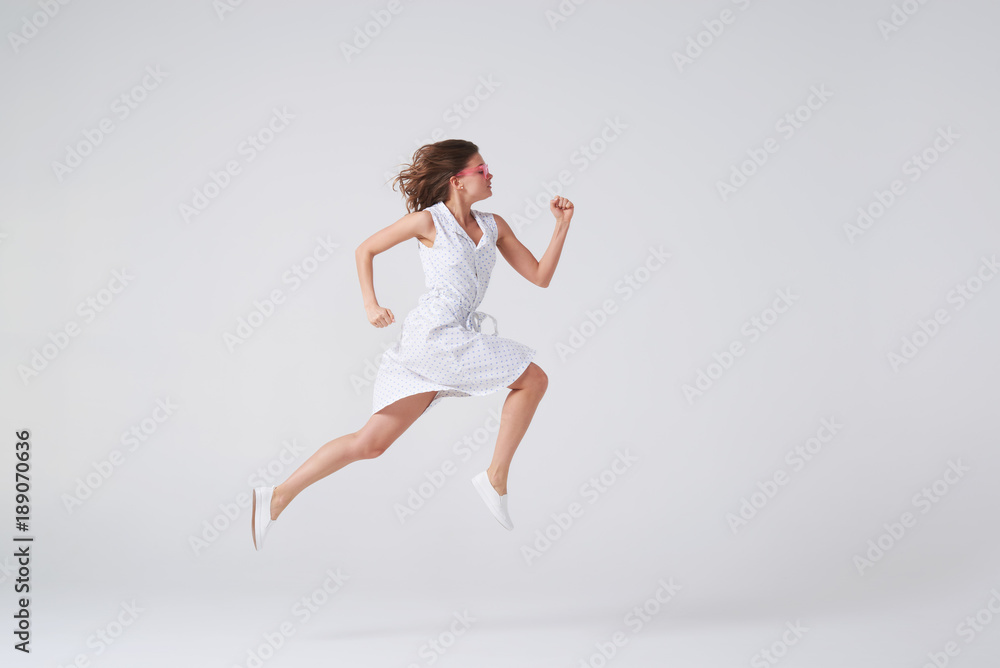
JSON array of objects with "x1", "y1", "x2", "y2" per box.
[{"x1": 456, "y1": 153, "x2": 493, "y2": 200}]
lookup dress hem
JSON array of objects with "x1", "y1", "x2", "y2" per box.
[{"x1": 371, "y1": 348, "x2": 536, "y2": 417}]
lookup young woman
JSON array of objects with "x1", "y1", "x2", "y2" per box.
[{"x1": 252, "y1": 139, "x2": 573, "y2": 550}]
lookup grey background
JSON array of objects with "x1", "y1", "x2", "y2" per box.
[{"x1": 2, "y1": 0, "x2": 999, "y2": 666}]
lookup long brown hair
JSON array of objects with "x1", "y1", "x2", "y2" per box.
[{"x1": 389, "y1": 139, "x2": 479, "y2": 213}]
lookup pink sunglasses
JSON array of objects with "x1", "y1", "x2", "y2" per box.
[{"x1": 456, "y1": 163, "x2": 491, "y2": 179}]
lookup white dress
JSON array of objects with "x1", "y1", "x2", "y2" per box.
[{"x1": 371, "y1": 200, "x2": 536, "y2": 416}]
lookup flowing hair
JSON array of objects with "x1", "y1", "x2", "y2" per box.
[{"x1": 388, "y1": 139, "x2": 479, "y2": 213}]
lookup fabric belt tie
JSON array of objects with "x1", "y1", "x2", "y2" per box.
[{"x1": 467, "y1": 310, "x2": 499, "y2": 336}]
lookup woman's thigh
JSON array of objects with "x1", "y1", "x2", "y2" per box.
[{"x1": 358, "y1": 391, "x2": 438, "y2": 453}]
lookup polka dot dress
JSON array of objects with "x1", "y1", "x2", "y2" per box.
[{"x1": 371, "y1": 200, "x2": 536, "y2": 416}]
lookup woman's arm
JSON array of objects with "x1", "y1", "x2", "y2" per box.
[
  {"x1": 355, "y1": 210, "x2": 433, "y2": 326},
  {"x1": 495, "y1": 196, "x2": 574, "y2": 288}
]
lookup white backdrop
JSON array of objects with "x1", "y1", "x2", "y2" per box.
[{"x1": 2, "y1": 1, "x2": 999, "y2": 666}]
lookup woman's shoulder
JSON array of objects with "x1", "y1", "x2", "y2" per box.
[{"x1": 419, "y1": 202, "x2": 443, "y2": 222}]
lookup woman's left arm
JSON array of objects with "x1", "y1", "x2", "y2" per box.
[{"x1": 496, "y1": 196, "x2": 573, "y2": 288}]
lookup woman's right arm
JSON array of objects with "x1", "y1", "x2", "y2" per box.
[{"x1": 355, "y1": 210, "x2": 433, "y2": 328}]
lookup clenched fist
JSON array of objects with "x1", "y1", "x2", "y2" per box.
[
  {"x1": 366, "y1": 303, "x2": 395, "y2": 328},
  {"x1": 550, "y1": 196, "x2": 574, "y2": 225}
]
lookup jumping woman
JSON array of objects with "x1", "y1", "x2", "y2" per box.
[{"x1": 252, "y1": 139, "x2": 573, "y2": 550}]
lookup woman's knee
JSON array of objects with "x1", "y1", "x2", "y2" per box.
[
  {"x1": 523, "y1": 363, "x2": 548, "y2": 394},
  {"x1": 532, "y1": 363, "x2": 548, "y2": 392},
  {"x1": 354, "y1": 430, "x2": 393, "y2": 459}
]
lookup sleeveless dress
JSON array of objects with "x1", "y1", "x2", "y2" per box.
[{"x1": 371, "y1": 201, "x2": 537, "y2": 416}]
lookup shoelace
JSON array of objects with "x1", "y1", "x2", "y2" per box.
[{"x1": 467, "y1": 310, "x2": 499, "y2": 336}]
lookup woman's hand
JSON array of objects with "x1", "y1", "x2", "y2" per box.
[
  {"x1": 550, "y1": 196, "x2": 574, "y2": 225},
  {"x1": 366, "y1": 303, "x2": 395, "y2": 328}
]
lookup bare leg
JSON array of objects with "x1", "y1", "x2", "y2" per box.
[
  {"x1": 268, "y1": 390, "x2": 437, "y2": 520},
  {"x1": 487, "y1": 363, "x2": 548, "y2": 495}
]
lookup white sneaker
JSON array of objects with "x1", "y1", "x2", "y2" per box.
[
  {"x1": 252, "y1": 486, "x2": 277, "y2": 551},
  {"x1": 471, "y1": 471, "x2": 513, "y2": 530}
]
